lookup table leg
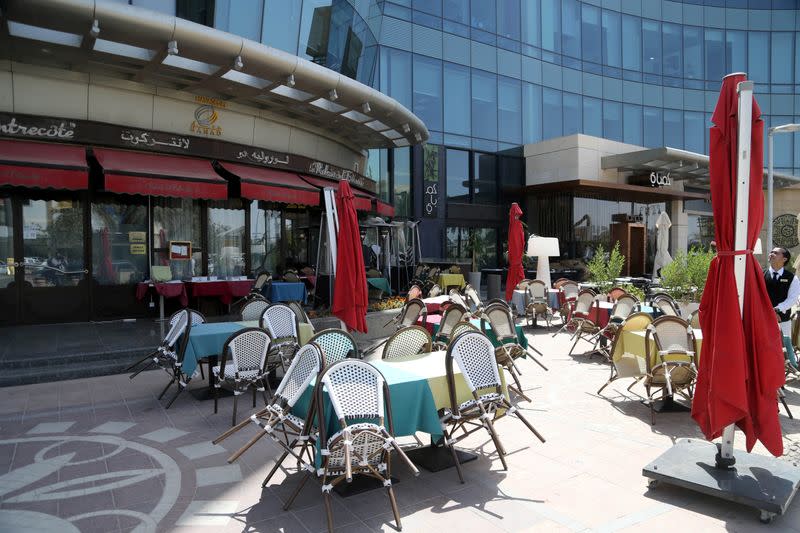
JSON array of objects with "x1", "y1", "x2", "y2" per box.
[
  {"x1": 159, "y1": 294, "x2": 165, "y2": 338},
  {"x1": 189, "y1": 355, "x2": 234, "y2": 401},
  {"x1": 404, "y1": 435, "x2": 478, "y2": 472}
]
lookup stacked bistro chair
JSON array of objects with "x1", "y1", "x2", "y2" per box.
[
  {"x1": 127, "y1": 308, "x2": 195, "y2": 408},
  {"x1": 432, "y1": 303, "x2": 469, "y2": 350},
  {"x1": 484, "y1": 302, "x2": 547, "y2": 402},
  {"x1": 525, "y1": 279, "x2": 554, "y2": 327},
  {"x1": 596, "y1": 311, "x2": 654, "y2": 396},
  {"x1": 307, "y1": 328, "x2": 360, "y2": 363},
  {"x1": 385, "y1": 297, "x2": 426, "y2": 330},
  {"x1": 566, "y1": 289, "x2": 603, "y2": 357},
  {"x1": 643, "y1": 316, "x2": 698, "y2": 425},
  {"x1": 232, "y1": 272, "x2": 271, "y2": 308},
  {"x1": 213, "y1": 327, "x2": 272, "y2": 426},
  {"x1": 427, "y1": 283, "x2": 443, "y2": 298},
  {"x1": 595, "y1": 294, "x2": 640, "y2": 361},
  {"x1": 406, "y1": 283, "x2": 423, "y2": 301},
  {"x1": 449, "y1": 288, "x2": 471, "y2": 311},
  {"x1": 260, "y1": 303, "x2": 301, "y2": 375},
  {"x1": 450, "y1": 320, "x2": 481, "y2": 339},
  {"x1": 287, "y1": 300, "x2": 315, "y2": 334},
  {"x1": 282, "y1": 269, "x2": 301, "y2": 282},
  {"x1": 282, "y1": 360, "x2": 419, "y2": 532},
  {"x1": 171, "y1": 308, "x2": 208, "y2": 379},
  {"x1": 241, "y1": 298, "x2": 270, "y2": 322},
  {"x1": 552, "y1": 280, "x2": 580, "y2": 334},
  {"x1": 382, "y1": 325, "x2": 432, "y2": 360},
  {"x1": 464, "y1": 284, "x2": 484, "y2": 314},
  {"x1": 515, "y1": 279, "x2": 533, "y2": 291},
  {"x1": 607, "y1": 286, "x2": 628, "y2": 302},
  {"x1": 650, "y1": 293, "x2": 681, "y2": 317},
  {"x1": 440, "y1": 331, "x2": 546, "y2": 483},
  {"x1": 214, "y1": 342, "x2": 325, "y2": 486}
]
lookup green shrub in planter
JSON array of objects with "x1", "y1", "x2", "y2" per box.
[
  {"x1": 587, "y1": 242, "x2": 625, "y2": 294},
  {"x1": 659, "y1": 246, "x2": 715, "y2": 302}
]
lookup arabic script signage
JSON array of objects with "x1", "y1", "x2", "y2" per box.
[
  {"x1": 422, "y1": 144, "x2": 440, "y2": 218},
  {"x1": 0, "y1": 112, "x2": 376, "y2": 194}
]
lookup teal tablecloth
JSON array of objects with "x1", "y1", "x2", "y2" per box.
[
  {"x1": 291, "y1": 359, "x2": 445, "y2": 454},
  {"x1": 367, "y1": 277, "x2": 392, "y2": 296},
  {"x1": 429, "y1": 318, "x2": 528, "y2": 349},
  {"x1": 182, "y1": 322, "x2": 258, "y2": 378},
  {"x1": 784, "y1": 335, "x2": 796, "y2": 367}
]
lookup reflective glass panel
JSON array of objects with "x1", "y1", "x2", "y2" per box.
[
  {"x1": 208, "y1": 204, "x2": 245, "y2": 278},
  {"x1": 262, "y1": 0, "x2": 301, "y2": 53},
  {"x1": 498, "y1": 76, "x2": 522, "y2": 144},
  {"x1": 473, "y1": 153, "x2": 497, "y2": 205},
  {"x1": 0, "y1": 199, "x2": 12, "y2": 288},
  {"x1": 642, "y1": 20, "x2": 661, "y2": 75},
  {"x1": 214, "y1": 0, "x2": 262, "y2": 41},
  {"x1": 563, "y1": 92, "x2": 581, "y2": 136},
  {"x1": 91, "y1": 202, "x2": 147, "y2": 285},
  {"x1": 726, "y1": 30, "x2": 746, "y2": 75},
  {"x1": 662, "y1": 23, "x2": 682, "y2": 78},
  {"x1": 443, "y1": 0, "x2": 469, "y2": 24},
  {"x1": 521, "y1": 0, "x2": 540, "y2": 47},
  {"x1": 603, "y1": 101, "x2": 622, "y2": 142},
  {"x1": 522, "y1": 83, "x2": 542, "y2": 144},
  {"x1": 299, "y1": 0, "x2": 333, "y2": 64},
  {"x1": 561, "y1": 0, "x2": 581, "y2": 59},
  {"x1": 250, "y1": 205, "x2": 280, "y2": 275},
  {"x1": 684, "y1": 111, "x2": 704, "y2": 153},
  {"x1": 413, "y1": 55, "x2": 443, "y2": 131},
  {"x1": 583, "y1": 96, "x2": 602, "y2": 137},
  {"x1": 664, "y1": 109, "x2": 683, "y2": 148},
  {"x1": 704, "y1": 29, "x2": 724, "y2": 84},
  {"x1": 153, "y1": 198, "x2": 201, "y2": 280},
  {"x1": 381, "y1": 47, "x2": 413, "y2": 110},
  {"x1": 446, "y1": 149, "x2": 470, "y2": 202},
  {"x1": 622, "y1": 15, "x2": 641, "y2": 71},
  {"x1": 601, "y1": 10, "x2": 621, "y2": 68},
  {"x1": 471, "y1": 0, "x2": 496, "y2": 32},
  {"x1": 444, "y1": 62, "x2": 471, "y2": 136},
  {"x1": 497, "y1": 0, "x2": 520, "y2": 40},
  {"x1": 541, "y1": 0, "x2": 561, "y2": 53},
  {"x1": 683, "y1": 26, "x2": 703, "y2": 81},
  {"x1": 623, "y1": 104, "x2": 643, "y2": 145},
  {"x1": 643, "y1": 107, "x2": 663, "y2": 148},
  {"x1": 748, "y1": 32, "x2": 768, "y2": 84},
  {"x1": 394, "y1": 147, "x2": 412, "y2": 218},
  {"x1": 581, "y1": 4, "x2": 601, "y2": 64},
  {"x1": 23, "y1": 199, "x2": 84, "y2": 287},
  {"x1": 542, "y1": 88, "x2": 562, "y2": 139},
  {"x1": 771, "y1": 32, "x2": 793, "y2": 84},
  {"x1": 472, "y1": 69, "x2": 498, "y2": 140}
]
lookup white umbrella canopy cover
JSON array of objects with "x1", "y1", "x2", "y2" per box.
[{"x1": 653, "y1": 211, "x2": 673, "y2": 279}]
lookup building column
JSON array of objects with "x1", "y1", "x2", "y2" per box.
[{"x1": 670, "y1": 199, "x2": 688, "y2": 256}]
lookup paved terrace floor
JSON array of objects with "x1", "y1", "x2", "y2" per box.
[{"x1": 2, "y1": 324, "x2": 800, "y2": 532}]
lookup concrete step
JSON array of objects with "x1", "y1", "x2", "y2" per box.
[{"x1": 0, "y1": 354, "x2": 151, "y2": 387}]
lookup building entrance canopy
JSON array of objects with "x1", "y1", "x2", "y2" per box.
[{"x1": 0, "y1": 139, "x2": 88, "y2": 191}]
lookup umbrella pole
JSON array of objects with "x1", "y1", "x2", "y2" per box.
[{"x1": 715, "y1": 79, "x2": 755, "y2": 469}]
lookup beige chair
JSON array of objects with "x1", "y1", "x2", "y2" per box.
[
  {"x1": 525, "y1": 280, "x2": 553, "y2": 327},
  {"x1": 567, "y1": 289, "x2": 602, "y2": 356},
  {"x1": 432, "y1": 303, "x2": 469, "y2": 349},
  {"x1": 597, "y1": 312, "x2": 654, "y2": 396},
  {"x1": 382, "y1": 325, "x2": 432, "y2": 359}
]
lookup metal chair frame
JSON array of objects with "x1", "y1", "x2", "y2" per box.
[
  {"x1": 382, "y1": 325, "x2": 432, "y2": 360},
  {"x1": 552, "y1": 281, "x2": 580, "y2": 335},
  {"x1": 213, "y1": 327, "x2": 272, "y2": 426},
  {"x1": 525, "y1": 280, "x2": 553, "y2": 327},
  {"x1": 260, "y1": 303, "x2": 301, "y2": 374},
  {"x1": 385, "y1": 298, "x2": 427, "y2": 330},
  {"x1": 432, "y1": 303, "x2": 468, "y2": 349},
  {"x1": 307, "y1": 328, "x2": 360, "y2": 364},
  {"x1": 566, "y1": 290, "x2": 602, "y2": 356},
  {"x1": 440, "y1": 331, "x2": 545, "y2": 483},
  {"x1": 597, "y1": 312, "x2": 654, "y2": 396}
]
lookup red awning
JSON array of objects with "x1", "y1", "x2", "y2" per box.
[
  {"x1": 300, "y1": 175, "x2": 374, "y2": 212},
  {"x1": 94, "y1": 148, "x2": 227, "y2": 199},
  {"x1": 376, "y1": 200, "x2": 395, "y2": 217},
  {"x1": 0, "y1": 139, "x2": 88, "y2": 190},
  {"x1": 218, "y1": 162, "x2": 320, "y2": 206}
]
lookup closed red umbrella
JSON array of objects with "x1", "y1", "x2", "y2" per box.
[
  {"x1": 332, "y1": 181, "x2": 368, "y2": 333},
  {"x1": 691, "y1": 73, "x2": 784, "y2": 456},
  {"x1": 505, "y1": 202, "x2": 525, "y2": 301}
]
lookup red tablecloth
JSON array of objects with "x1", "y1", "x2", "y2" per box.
[
  {"x1": 135, "y1": 282, "x2": 188, "y2": 307},
  {"x1": 422, "y1": 296, "x2": 450, "y2": 314},
  {"x1": 186, "y1": 280, "x2": 254, "y2": 305},
  {"x1": 416, "y1": 314, "x2": 439, "y2": 334}
]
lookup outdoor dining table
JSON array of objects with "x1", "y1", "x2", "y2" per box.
[
  {"x1": 422, "y1": 295, "x2": 450, "y2": 314},
  {"x1": 186, "y1": 279, "x2": 254, "y2": 306},
  {"x1": 416, "y1": 315, "x2": 528, "y2": 349},
  {"x1": 366, "y1": 277, "x2": 393, "y2": 296},
  {"x1": 182, "y1": 320, "x2": 314, "y2": 398},
  {"x1": 290, "y1": 350, "x2": 508, "y2": 470},
  {"x1": 135, "y1": 280, "x2": 188, "y2": 335},
  {"x1": 511, "y1": 289, "x2": 527, "y2": 315},
  {"x1": 269, "y1": 281, "x2": 307, "y2": 303},
  {"x1": 437, "y1": 273, "x2": 465, "y2": 291}
]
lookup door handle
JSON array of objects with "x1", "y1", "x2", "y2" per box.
[{"x1": 83, "y1": 269, "x2": 89, "y2": 274}]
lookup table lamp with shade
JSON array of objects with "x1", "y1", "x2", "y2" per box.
[{"x1": 527, "y1": 236, "x2": 560, "y2": 288}]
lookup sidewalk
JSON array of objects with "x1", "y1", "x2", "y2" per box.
[{"x1": 2, "y1": 326, "x2": 800, "y2": 532}]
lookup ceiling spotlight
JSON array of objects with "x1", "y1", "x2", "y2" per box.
[
  {"x1": 89, "y1": 19, "x2": 100, "y2": 38},
  {"x1": 286, "y1": 74, "x2": 295, "y2": 87},
  {"x1": 233, "y1": 55, "x2": 243, "y2": 70},
  {"x1": 328, "y1": 88, "x2": 338, "y2": 101},
  {"x1": 401, "y1": 123, "x2": 411, "y2": 133},
  {"x1": 361, "y1": 102, "x2": 371, "y2": 113},
  {"x1": 167, "y1": 40, "x2": 178, "y2": 55}
]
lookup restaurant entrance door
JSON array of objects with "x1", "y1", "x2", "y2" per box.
[{"x1": 0, "y1": 194, "x2": 90, "y2": 324}]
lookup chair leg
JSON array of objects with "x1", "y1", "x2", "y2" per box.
[
  {"x1": 323, "y1": 491, "x2": 335, "y2": 533},
  {"x1": 262, "y1": 450, "x2": 290, "y2": 487},
  {"x1": 447, "y1": 433, "x2": 465, "y2": 484},
  {"x1": 158, "y1": 377, "x2": 175, "y2": 400},
  {"x1": 200, "y1": 361, "x2": 205, "y2": 380},
  {"x1": 569, "y1": 334, "x2": 581, "y2": 355},
  {"x1": 213, "y1": 380, "x2": 219, "y2": 414},
  {"x1": 129, "y1": 359, "x2": 156, "y2": 380},
  {"x1": 780, "y1": 393, "x2": 794, "y2": 419},
  {"x1": 232, "y1": 393, "x2": 239, "y2": 427},
  {"x1": 165, "y1": 384, "x2": 183, "y2": 409},
  {"x1": 597, "y1": 365, "x2": 617, "y2": 395},
  {"x1": 387, "y1": 485, "x2": 402, "y2": 531},
  {"x1": 283, "y1": 470, "x2": 311, "y2": 511},
  {"x1": 252, "y1": 386, "x2": 257, "y2": 408},
  {"x1": 483, "y1": 418, "x2": 508, "y2": 470},
  {"x1": 260, "y1": 380, "x2": 270, "y2": 405},
  {"x1": 505, "y1": 402, "x2": 546, "y2": 443},
  {"x1": 507, "y1": 368, "x2": 531, "y2": 402}
]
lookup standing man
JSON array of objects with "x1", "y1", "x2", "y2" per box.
[{"x1": 765, "y1": 247, "x2": 800, "y2": 337}]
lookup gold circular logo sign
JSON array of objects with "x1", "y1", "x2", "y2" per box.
[{"x1": 772, "y1": 213, "x2": 799, "y2": 248}]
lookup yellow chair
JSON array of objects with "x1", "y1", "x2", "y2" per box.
[{"x1": 597, "y1": 312, "x2": 654, "y2": 395}]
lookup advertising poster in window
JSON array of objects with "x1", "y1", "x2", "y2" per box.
[
  {"x1": 423, "y1": 144, "x2": 440, "y2": 218},
  {"x1": 169, "y1": 241, "x2": 192, "y2": 261}
]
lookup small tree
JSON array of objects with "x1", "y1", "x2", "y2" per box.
[
  {"x1": 587, "y1": 242, "x2": 625, "y2": 293},
  {"x1": 659, "y1": 246, "x2": 714, "y2": 301}
]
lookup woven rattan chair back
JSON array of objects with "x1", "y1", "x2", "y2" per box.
[
  {"x1": 253, "y1": 272, "x2": 271, "y2": 292},
  {"x1": 484, "y1": 302, "x2": 516, "y2": 343},
  {"x1": 428, "y1": 266, "x2": 441, "y2": 280},
  {"x1": 464, "y1": 284, "x2": 483, "y2": 311},
  {"x1": 610, "y1": 295, "x2": 638, "y2": 322},
  {"x1": 573, "y1": 289, "x2": 597, "y2": 316},
  {"x1": 169, "y1": 308, "x2": 205, "y2": 328},
  {"x1": 219, "y1": 327, "x2": 271, "y2": 378},
  {"x1": 515, "y1": 279, "x2": 532, "y2": 290},
  {"x1": 607, "y1": 286, "x2": 627, "y2": 302},
  {"x1": 654, "y1": 296, "x2": 680, "y2": 317},
  {"x1": 321, "y1": 359, "x2": 385, "y2": 423},
  {"x1": 308, "y1": 329, "x2": 359, "y2": 364},
  {"x1": 561, "y1": 280, "x2": 580, "y2": 301},
  {"x1": 274, "y1": 342, "x2": 324, "y2": 407},
  {"x1": 528, "y1": 280, "x2": 547, "y2": 300},
  {"x1": 447, "y1": 331, "x2": 502, "y2": 395},
  {"x1": 241, "y1": 299, "x2": 270, "y2": 321},
  {"x1": 449, "y1": 289, "x2": 469, "y2": 309},
  {"x1": 260, "y1": 303, "x2": 299, "y2": 340},
  {"x1": 437, "y1": 304, "x2": 468, "y2": 341},
  {"x1": 450, "y1": 320, "x2": 480, "y2": 339},
  {"x1": 283, "y1": 270, "x2": 300, "y2": 282},
  {"x1": 427, "y1": 284, "x2": 442, "y2": 298},
  {"x1": 287, "y1": 300, "x2": 312, "y2": 325},
  {"x1": 650, "y1": 316, "x2": 693, "y2": 354},
  {"x1": 164, "y1": 309, "x2": 190, "y2": 356},
  {"x1": 553, "y1": 277, "x2": 571, "y2": 289},
  {"x1": 382, "y1": 326, "x2": 432, "y2": 359},
  {"x1": 407, "y1": 284, "x2": 422, "y2": 300},
  {"x1": 608, "y1": 312, "x2": 654, "y2": 362},
  {"x1": 689, "y1": 310, "x2": 701, "y2": 330},
  {"x1": 399, "y1": 298, "x2": 425, "y2": 328}
]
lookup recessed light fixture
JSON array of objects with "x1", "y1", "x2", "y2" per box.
[
  {"x1": 167, "y1": 40, "x2": 178, "y2": 55},
  {"x1": 89, "y1": 19, "x2": 100, "y2": 38},
  {"x1": 233, "y1": 55, "x2": 243, "y2": 70},
  {"x1": 8, "y1": 21, "x2": 82, "y2": 47},
  {"x1": 361, "y1": 102, "x2": 371, "y2": 113}
]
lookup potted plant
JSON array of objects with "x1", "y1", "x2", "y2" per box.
[
  {"x1": 659, "y1": 246, "x2": 714, "y2": 315},
  {"x1": 465, "y1": 230, "x2": 483, "y2": 289},
  {"x1": 586, "y1": 242, "x2": 625, "y2": 294}
]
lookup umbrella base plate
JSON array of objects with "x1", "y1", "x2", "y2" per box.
[
  {"x1": 405, "y1": 445, "x2": 478, "y2": 472},
  {"x1": 642, "y1": 438, "x2": 800, "y2": 519},
  {"x1": 647, "y1": 396, "x2": 692, "y2": 413}
]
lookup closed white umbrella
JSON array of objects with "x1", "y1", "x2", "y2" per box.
[{"x1": 652, "y1": 211, "x2": 673, "y2": 279}]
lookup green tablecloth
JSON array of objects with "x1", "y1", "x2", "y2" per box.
[
  {"x1": 429, "y1": 318, "x2": 528, "y2": 349},
  {"x1": 182, "y1": 320, "x2": 313, "y2": 378},
  {"x1": 366, "y1": 277, "x2": 392, "y2": 296}
]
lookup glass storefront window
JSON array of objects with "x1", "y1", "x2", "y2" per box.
[
  {"x1": 152, "y1": 198, "x2": 201, "y2": 280},
  {"x1": 250, "y1": 205, "x2": 281, "y2": 275},
  {"x1": 393, "y1": 147, "x2": 412, "y2": 218},
  {"x1": 366, "y1": 149, "x2": 390, "y2": 203},
  {"x1": 0, "y1": 199, "x2": 12, "y2": 288},
  {"x1": 91, "y1": 202, "x2": 147, "y2": 285},
  {"x1": 208, "y1": 203, "x2": 245, "y2": 278},
  {"x1": 23, "y1": 199, "x2": 84, "y2": 287},
  {"x1": 446, "y1": 227, "x2": 497, "y2": 270},
  {"x1": 688, "y1": 214, "x2": 715, "y2": 250}
]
